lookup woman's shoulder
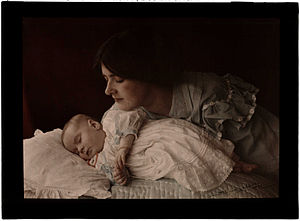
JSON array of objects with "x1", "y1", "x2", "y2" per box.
[
  {"x1": 180, "y1": 71, "x2": 222, "y2": 84},
  {"x1": 176, "y1": 71, "x2": 223, "y2": 95}
]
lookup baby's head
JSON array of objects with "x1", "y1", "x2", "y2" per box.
[{"x1": 61, "y1": 114, "x2": 106, "y2": 160}]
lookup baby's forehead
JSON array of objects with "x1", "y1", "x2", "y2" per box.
[{"x1": 63, "y1": 123, "x2": 79, "y2": 146}]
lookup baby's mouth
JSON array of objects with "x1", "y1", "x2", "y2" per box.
[{"x1": 87, "y1": 148, "x2": 92, "y2": 156}]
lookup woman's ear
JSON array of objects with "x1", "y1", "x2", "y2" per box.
[{"x1": 87, "y1": 119, "x2": 101, "y2": 130}]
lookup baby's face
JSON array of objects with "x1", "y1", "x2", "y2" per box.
[{"x1": 63, "y1": 119, "x2": 106, "y2": 160}]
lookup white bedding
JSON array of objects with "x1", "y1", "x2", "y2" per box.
[
  {"x1": 23, "y1": 127, "x2": 278, "y2": 199},
  {"x1": 92, "y1": 111, "x2": 238, "y2": 192},
  {"x1": 24, "y1": 129, "x2": 111, "y2": 199},
  {"x1": 111, "y1": 173, "x2": 278, "y2": 199}
]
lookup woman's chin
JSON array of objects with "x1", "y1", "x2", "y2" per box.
[{"x1": 116, "y1": 103, "x2": 135, "y2": 111}]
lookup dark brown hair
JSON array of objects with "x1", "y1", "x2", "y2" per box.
[{"x1": 94, "y1": 28, "x2": 183, "y2": 86}]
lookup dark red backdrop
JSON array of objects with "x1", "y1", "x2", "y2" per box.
[{"x1": 23, "y1": 17, "x2": 280, "y2": 138}]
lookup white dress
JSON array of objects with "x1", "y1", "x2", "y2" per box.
[{"x1": 89, "y1": 108, "x2": 236, "y2": 192}]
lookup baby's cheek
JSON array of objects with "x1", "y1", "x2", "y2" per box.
[{"x1": 79, "y1": 153, "x2": 89, "y2": 160}]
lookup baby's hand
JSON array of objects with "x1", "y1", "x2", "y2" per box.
[
  {"x1": 113, "y1": 164, "x2": 130, "y2": 186},
  {"x1": 115, "y1": 146, "x2": 130, "y2": 170}
]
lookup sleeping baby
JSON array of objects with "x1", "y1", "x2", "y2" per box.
[{"x1": 61, "y1": 108, "x2": 257, "y2": 192}]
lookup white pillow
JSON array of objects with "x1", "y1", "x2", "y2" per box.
[{"x1": 23, "y1": 128, "x2": 111, "y2": 199}]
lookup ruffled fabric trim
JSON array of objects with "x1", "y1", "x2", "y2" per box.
[
  {"x1": 24, "y1": 179, "x2": 87, "y2": 199},
  {"x1": 202, "y1": 73, "x2": 259, "y2": 140},
  {"x1": 24, "y1": 177, "x2": 112, "y2": 199}
]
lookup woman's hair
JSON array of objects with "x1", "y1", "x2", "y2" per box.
[{"x1": 94, "y1": 28, "x2": 183, "y2": 86}]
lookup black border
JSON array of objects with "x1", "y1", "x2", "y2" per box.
[{"x1": 2, "y1": 2, "x2": 299, "y2": 219}]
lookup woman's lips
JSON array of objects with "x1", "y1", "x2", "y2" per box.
[{"x1": 114, "y1": 98, "x2": 123, "y2": 102}]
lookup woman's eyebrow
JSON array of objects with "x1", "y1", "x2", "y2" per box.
[{"x1": 102, "y1": 72, "x2": 116, "y2": 78}]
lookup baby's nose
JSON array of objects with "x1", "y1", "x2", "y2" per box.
[{"x1": 77, "y1": 145, "x2": 86, "y2": 154}]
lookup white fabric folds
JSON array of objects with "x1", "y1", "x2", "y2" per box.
[{"x1": 23, "y1": 129, "x2": 111, "y2": 199}]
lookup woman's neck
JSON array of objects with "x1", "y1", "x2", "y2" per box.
[{"x1": 142, "y1": 84, "x2": 173, "y2": 117}]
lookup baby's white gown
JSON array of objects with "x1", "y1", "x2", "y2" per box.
[{"x1": 89, "y1": 108, "x2": 235, "y2": 192}]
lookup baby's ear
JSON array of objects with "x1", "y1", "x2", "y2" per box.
[{"x1": 87, "y1": 119, "x2": 101, "y2": 130}]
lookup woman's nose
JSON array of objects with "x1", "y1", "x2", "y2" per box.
[{"x1": 105, "y1": 81, "x2": 116, "y2": 96}]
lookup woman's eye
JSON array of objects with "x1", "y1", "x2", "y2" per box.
[{"x1": 115, "y1": 77, "x2": 124, "y2": 83}]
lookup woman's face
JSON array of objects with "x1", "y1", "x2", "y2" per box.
[{"x1": 102, "y1": 63, "x2": 150, "y2": 111}]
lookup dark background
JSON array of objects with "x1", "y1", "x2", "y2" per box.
[{"x1": 23, "y1": 16, "x2": 280, "y2": 138}]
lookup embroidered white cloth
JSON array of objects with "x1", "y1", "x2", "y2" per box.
[{"x1": 90, "y1": 109, "x2": 236, "y2": 192}]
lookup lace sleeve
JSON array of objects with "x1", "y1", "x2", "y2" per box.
[
  {"x1": 114, "y1": 108, "x2": 147, "y2": 144},
  {"x1": 202, "y1": 73, "x2": 259, "y2": 140}
]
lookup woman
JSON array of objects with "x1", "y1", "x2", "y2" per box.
[{"x1": 94, "y1": 28, "x2": 279, "y2": 182}]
